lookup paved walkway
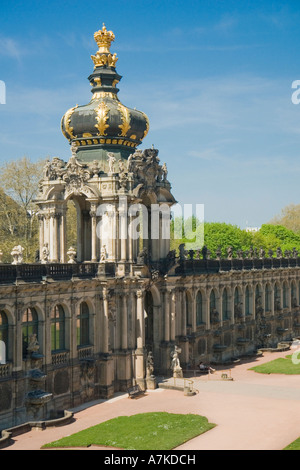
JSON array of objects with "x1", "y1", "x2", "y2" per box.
[{"x1": 3, "y1": 350, "x2": 300, "y2": 451}]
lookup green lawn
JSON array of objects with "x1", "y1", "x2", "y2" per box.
[
  {"x1": 249, "y1": 354, "x2": 300, "y2": 375},
  {"x1": 42, "y1": 412, "x2": 216, "y2": 450},
  {"x1": 284, "y1": 438, "x2": 300, "y2": 450}
]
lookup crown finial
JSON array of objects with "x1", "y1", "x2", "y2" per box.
[
  {"x1": 91, "y1": 23, "x2": 118, "y2": 68},
  {"x1": 93, "y1": 23, "x2": 115, "y2": 53}
]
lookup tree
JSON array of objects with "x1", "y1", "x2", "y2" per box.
[
  {"x1": 0, "y1": 156, "x2": 46, "y2": 261},
  {"x1": 269, "y1": 203, "x2": 300, "y2": 233}
]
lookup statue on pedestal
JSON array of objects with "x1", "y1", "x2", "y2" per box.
[{"x1": 170, "y1": 345, "x2": 183, "y2": 378}]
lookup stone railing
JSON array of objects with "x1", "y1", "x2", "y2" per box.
[
  {"x1": 175, "y1": 256, "x2": 300, "y2": 275},
  {"x1": 0, "y1": 363, "x2": 11, "y2": 378},
  {"x1": 0, "y1": 250, "x2": 300, "y2": 284},
  {"x1": 77, "y1": 346, "x2": 94, "y2": 360},
  {"x1": 0, "y1": 262, "x2": 115, "y2": 284},
  {"x1": 51, "y1": 351, "x2": 70, "y2": 366}
]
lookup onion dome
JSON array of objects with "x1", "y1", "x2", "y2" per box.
[{"x1": 61, "y1": 24, "x2": 149, "y2": 163}]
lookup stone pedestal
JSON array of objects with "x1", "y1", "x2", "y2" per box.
[
  {"x1": 146, "y1": 376, "x2": 157, "y2": 390},
  {"x1": 173, "y1": 366, "x2": 183, "y2": 378}
]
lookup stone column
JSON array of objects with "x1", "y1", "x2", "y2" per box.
[
  {"x1": 121, "y1": 293, "x2": 128, "y2": 350},
  {"x1": 135, "y1": 289, "x2": 146, "y2": 388},
  {"x1": 90, "y1": 205, "x2": 98, "y2": 262},
  {"x1": 119, "y1": 205, "x2": 127, "y2": 262},
  {"x1": 45, "y1": 305, "x2": 52, "y2": 365},
  {"x1": 163, "y1": 290, "x2": 170, "y2": 342},
  {"x1": 60, "y1": 209, "x2": 67, "y2": 263},
  {"x1": 191, "y1": 290, "x2": 196, "y2": 332},
  {"x1": 170, "y1": 291, "x2": 176, "y2": 342},
  {"x1": 250, "y1": 285, "x2": 255, "y2": 319},
  {"x1": 128, "y1": 213, "x2": 134, "y2": 268},
  {"x1": 270, "y1": 285, "x2": 275, "y2": 315},
  {"x1": 287, "y1": 284, "x2": 292, "y2": 310},
  {"x1": 44, "y1": 214, "x2": 50, "y2": 252},
  {"x1": 181, "y1": 289, "x2": 187, "y2": 336},
  {"x1": 102, "y1": 288, "x2": 109, "y2": 354},
  {"x1": 229, "y1": 289, "x2": 235, "y2": 325},
  {"x1": 38, "y1": 214, "x2": 45, "y2": 257},
  {"x1": 50, "y1": 212, "x2": 60, "y2": 262},
  {"x1": 206, "y1": 293, "x2": 210, "y2": 329}
]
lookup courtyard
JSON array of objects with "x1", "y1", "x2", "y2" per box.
[{"x1": 3, "y1": 348, "x2": 300, "y2": 451}]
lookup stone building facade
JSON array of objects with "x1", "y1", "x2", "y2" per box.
[{"x1": 0, "y1": 25, "x2": 299, "y2": 430}]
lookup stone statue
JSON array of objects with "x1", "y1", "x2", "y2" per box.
[
  {"x1": 11, "y1": 245, "x2": 24, "y2": 265},
  {"x1": 210, "y1": 307, "x2": 219, "y2": 323},
  {"x1": 100, "y1": 245, "x2": 107, "y2": 262},
  {"x1": 70, "y1": 141, "x2": 78, "y2": 156},
  {"x1": 202, "y1": 245, "x2": 208, "y2": 260},
  {"x1": 127, "y1": 154, "x2": 133, "y2": 172},
  {"x1": 162, "y1": 162, "x2": 168, "y2": 180},
  {"x1": 41, "y1": 243, "x2": 49, "y2": 264},
  {"x1": 170, "y1": 345, "x2": 183, "y2": 378},
  {"x1": 274, "y1": 296, "x2": 281, "y2": 311},
  {"x1": 255, "y1": 295, "x2": 264, "y2": 316},
  {"x1": 107, "y1": 152, "x2": 116, "y2": 173},
  {"x1": 234, "y1": 302, "x2": 243, "y2": 319},
  {"x1": 146, "y1": 351, "x2": 155, "y2": 378},
  {"x1": 137, "y1": 248, "x2": 147, "y2": 265},
  {"x1": 67, "y1": 246, "x2": 77, "y2": 264},
  {"x1": 179, "y1": 243, "x2": 186, "y2": 261},
  {"x1": 259, "y1": 248, "x2": 265, "y2": 259},
  {"x1": 27, "y1": 333, "x2": 40, "y2": 355}
]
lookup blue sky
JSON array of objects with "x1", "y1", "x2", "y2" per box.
[{"x1": 1, "y1": 0, "x2": 300, "y2": 228}]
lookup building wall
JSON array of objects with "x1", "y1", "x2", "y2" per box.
[{"x1": 0, "y1": 263, "x2": 299, "y2": 430}]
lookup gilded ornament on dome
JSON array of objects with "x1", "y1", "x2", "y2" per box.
[
  {"x1": 118, "y1": 103, "x2": 131, "y2": 137},
  {"x1": 91, "y1": 91, "x2": 118, "y2": 101},
  {"x1": 61, "y1": 104, "x2": 78, "y2": 140},
  {"x1": 91, "y1": 52, "x2": 118, "y2": 68},
  {"x1": 95, "y1": 101, "x2": 110, "y2": 135},
  {"x1": 141, "y1": 111, "x2": 150, "y2": 139}
]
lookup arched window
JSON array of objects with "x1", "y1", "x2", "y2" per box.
[
  {"x1": 51, "y1": 305, "x2": 65, "y2": 352},
  {"x1": 209, "y1": 289, "x2": 219, "y2": 323},
  {"x1": 234, "y1": 287, "x2": 242, "y2": 318},
  {"x1": 0, "y1": 311, "x2": 8, "y2": 363},
  {"x1": 222, "y1": 289, "x2": 230, "y2": 321},
  {"x1": 274, "y1": 283, "x2": 281, "y2": 311},
  {"x1": 77, "y1": 302, "x2": 90, "y2": 347},
  {"x1": 245, "y1": 286, "x2": 251, "y2": 315},
  {"x1": 196, "y1": 291, "x2": 203, "y2": 325},
  {"x1": 265, "y1": 284, "x2": 271, "y2": 312},
  {"x1": 210, "y1": 290, "x2": 216, "y2": 312},
  {"x1": 22, "y1": 307, "x2": 38, "y2": 359}
]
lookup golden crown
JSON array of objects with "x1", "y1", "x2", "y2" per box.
[{"x1": 94, "y1": 23, "x2": 115, "y2": 53}]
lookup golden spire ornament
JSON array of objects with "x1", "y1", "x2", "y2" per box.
[
  {"x1": 91, "y1": 23, "x2": 118, "y2": 68},
  {"x1": 94, "y1": 23, "x2": 115, "y2": 53}
]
